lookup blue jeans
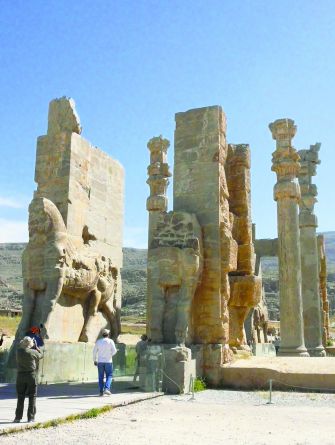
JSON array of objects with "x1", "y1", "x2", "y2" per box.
[{"x1": 97, "y1": 362, "x2": 113, "y2": 393}]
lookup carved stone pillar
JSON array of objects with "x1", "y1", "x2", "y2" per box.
[
  {"x1": 317, "y1": 235, "x2": 330, "y2": 346},
  {"x1": 146, "y1": 136, "x2": 171, "y2": 338},
  {"x1": 269, "y1": 119, "x2": 309, "y2": 357},
  {"x1": 146, "y1": 136, "x2": 171, "y2": 246},
  {"x1": 298, "y1": 144, "x2": 325, "y2": 356}
]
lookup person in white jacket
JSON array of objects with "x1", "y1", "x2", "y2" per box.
[{"x1": 93, "y1": 329, "x2": 117, "y2": 396}]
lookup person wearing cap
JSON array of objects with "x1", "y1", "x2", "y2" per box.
[
  {"x1": 93, "y1": 328, "x2": 117, "y2": 396},
  {"x1": 26, "y1": 326, "x2": 44, "y2": 348},
  {"x1": 13, "y1": 336, "x2": 44, "y2": 423}
]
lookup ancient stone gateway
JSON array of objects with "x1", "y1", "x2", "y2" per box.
[
  {"x1": 7, "y1": 97, "x2": 124, "y2": 382},
  {"x1": 145, "y1": 106, "x2": 261, "y2": 391}
]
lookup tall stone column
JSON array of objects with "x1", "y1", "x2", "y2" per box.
[
  {"x1": 317, "y1": 234, "x2": 330, "y2": 347},
  {"x1": 146, "y1": 136, "x2": 171, "y2": 337},
  {"x1": 298, "y1": 144, "x2": 325, "y2": 356},
  {"x1": 269, "y1": 119, "x2": 309, "y2": 357},
  {"x1": 146, "y1": 136, "x2": 171, "y2": 246}
]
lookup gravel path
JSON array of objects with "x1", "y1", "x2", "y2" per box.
[{"x1": 1, "y1": 390, "x2": 335, "y2": 445}]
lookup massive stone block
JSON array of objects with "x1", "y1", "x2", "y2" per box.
[
  {"x1": 146, "y1": 106, "x2": 261, "y2": 378},
  {"x1": 17, "y1": 97, "x2": 124, "y2": 343}
]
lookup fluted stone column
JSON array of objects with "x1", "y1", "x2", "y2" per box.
[
  {"x1": 146, "y1": 136, "x2": 171, "y2": 246},
  {"x1": 298, "y1": 144, "x2": 325, "y2": 356},
  {"x1": 269, "y1": 119, "x2": 309, "y2": 357}
]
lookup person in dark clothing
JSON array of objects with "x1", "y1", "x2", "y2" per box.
[
  {"x1": 0, "y1": 332, "x2": 6, "y2": 347},
  {"x1": 14, "y1": 336, "x2": 43, "y2": 423}
]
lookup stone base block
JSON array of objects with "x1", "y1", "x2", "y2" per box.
[
  {"x1": 278, "y1": 346, "x2": 309, "y2": 357},
  {"x1": 252, "y1": 343, "x2": 276, "y2": 357},
  {"x1": 139, "y1": 344, "x2": 196, "y2": 394},
  {"x1": 5, "y1": 341, "x2": 127, "y2": 384}
]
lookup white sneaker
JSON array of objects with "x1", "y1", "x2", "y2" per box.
[{"x1": 104, "y1": 389, "x2": 112, "y2": 395}]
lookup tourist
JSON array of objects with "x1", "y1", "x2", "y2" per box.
[
  {"x1": 93, "y1": 329, "x2": 117, "y2": 396},
  {"x1": 0, "y1": 332, "x2": 6, "y2": 347},
  {"x1": 14, "y1": 336, "x2": 44, "y2": 423},
  {"x1": 274, "y1": 336, "x2": 280, "y2": 355},
  {"x1": 133, "y1": 334, "x2": 148, "y2": 382}
]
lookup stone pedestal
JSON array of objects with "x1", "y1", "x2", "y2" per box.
[
  {"x1": 298, "y1": 145, "x2": 325, "y2": 357},
  {"x1": 269, "y1": 118, "x2": 308, "y2": 357},
  {"x1": 139, "y1": 344, "x2": 196, "y2": 394},
  {"x1": 5, "y1": 341, "x2": 127, "y2": 384}
]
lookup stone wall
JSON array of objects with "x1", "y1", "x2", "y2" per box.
[{"x1": 16, "y1": 97, "x2": 124, "y2": 344}]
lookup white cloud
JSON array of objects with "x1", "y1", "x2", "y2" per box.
[
  {"x1": 0, "y1": 219, "x2": 28, "y2": 243},
  {"x1": 123, "y1": 226, "x2": 147, "y2": 249},
  {"x1": 0, "y1": 196, "x2": 26, "y2": 209}
]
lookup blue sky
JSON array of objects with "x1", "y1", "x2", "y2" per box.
[{"x1": 0, "y1": 0, "x2": 334, "y2": 247}]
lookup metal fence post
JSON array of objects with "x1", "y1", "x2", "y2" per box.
[{"x1": 267, "y1": 379, "x2": 273, "y2": 404}]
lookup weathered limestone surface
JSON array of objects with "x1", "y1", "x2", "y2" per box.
[
  {"x1": 254, "y1": 238, "x2": 278, "y2": 257},
  {"x1": 146, "y1": 136, "x2": 171, "y2": 246},
  {"x1": 17, "y1": 97, "x2": 124, "y2": 343},
  {"x1": 269, "y1": 118, "x2": 308, "y2": 357},
  {"x1": 173, "y1": 107, "x2": 260, "y2": 348},
  {"x1": 298, "y1": 144, "x2": 325, "y2": 356},
  {"x1": 147, "y1": 211, "x2": 203, "y2": 345},
  {"x1": 146, "y1": 106, "x2": 261, "y2": 389},
  {"x1": 317, "y1": 234, "x2": 331, "y2": 346},
  {"x1": 226, "y1": 144, "x2": 261, "y2": 348},
  {"x1": 173, "y1": 107, "x2": 230, "y2": 345}
]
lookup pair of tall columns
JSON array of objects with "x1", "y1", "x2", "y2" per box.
[{"x1": 269, "y1": 119, "x2": 325, "y2": 357}]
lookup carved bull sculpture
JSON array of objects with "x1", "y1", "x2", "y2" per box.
[
  {"x1": 17, "y1": 197, "x2": 120, "y2": 342},
  {"x1": 147, "y1": 211, "x2": 203, "y2": 345}
]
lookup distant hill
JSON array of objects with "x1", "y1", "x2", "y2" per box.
[
  {"x1": 0, "y1": 243, "x2": 148, "y2": 315},
  {"x1": 0, "y1": 231, "x2": 334, "y2": 320}
]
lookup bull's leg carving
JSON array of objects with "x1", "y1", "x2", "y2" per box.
[
  {"x1": 149, "y1": 283, "x2": 165, "y2": 343},
  {"x1": 79, "y1": 289, "x2": 102, "y2": 342},
  {"x1": 16, "y1": 281, "x2": 36, "y2": 338},
  {"x1": 101, "y1": 299, "x2": 119, "y2": 341},
  {"x1": 175, "y1": 278, "x2": 197, "y2": 345},
  {"x1": 40, "y1": 276, "x2": 64, "y2": 337}
]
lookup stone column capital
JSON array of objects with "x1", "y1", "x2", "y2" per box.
[
  {"x1": 269, "y1": 118, "x2": 297, "y2": 148},
  {"x1": 270, "y1": 118, "x2": 301, "y2": 182},
  {"x1": 147, "y1": 135, "x2": 171, "y2": 214},
  {"x1": 147, "y1": 135, "x2": 170, "y2": 155}
]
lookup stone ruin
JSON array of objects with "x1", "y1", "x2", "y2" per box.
[
  {"x1": 317, "y1": 234, "x2": 331, "y2": 346},
  {"x1": 6, "y1": 97, "x2": 124, "y2": 382},
  {"x1": 252, "y1": 120, "x2": 327, "y2": 357},
  {"x1": 144, "y1": 106, "x2": 262, "y2": 389}
]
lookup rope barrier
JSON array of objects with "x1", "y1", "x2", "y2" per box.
[
  {"x1": 269, "y1": 378, "x2": 335, "y2": 392},
  {"x1": 266, "y1": 378, "x2": 335, "y2": 404}
]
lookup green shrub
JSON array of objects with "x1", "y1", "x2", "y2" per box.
[
  {"x1": 326, "y1": 339, "x2": 334, "y2": 347},
  {"x1": 193, "y1": 377, "x2": 206, "y2": 392}
]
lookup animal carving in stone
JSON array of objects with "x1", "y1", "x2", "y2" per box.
[
  {"x1": 17, "y1": 197, "x2": 120, "y2": 342},
  {"x1": 253, "y1": 296, "x2": 269, "y2": 344},
  {"x1": 148, "y1": 211, "x2": 203, "y2": 345}
]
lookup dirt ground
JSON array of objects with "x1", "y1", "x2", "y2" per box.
[{"x1": 1, "y1": 389, "x2": 334, "y2": 445}]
